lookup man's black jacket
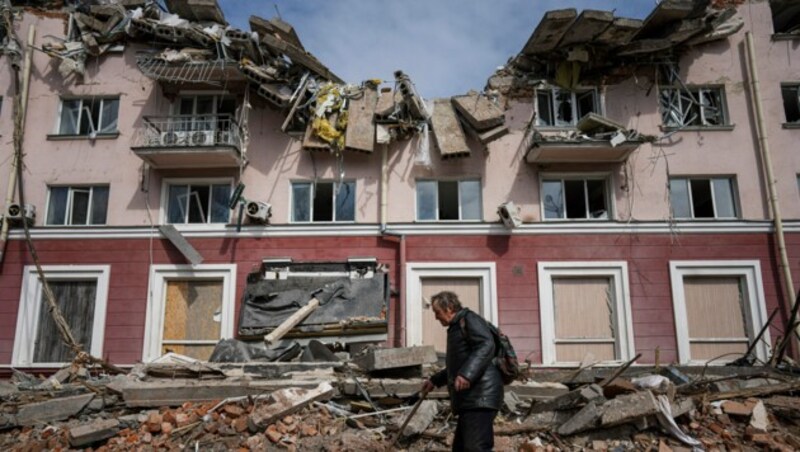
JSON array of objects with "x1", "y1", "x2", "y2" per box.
[{"x1": 430, "y1": 308, "x2": 503, "y2": 413}]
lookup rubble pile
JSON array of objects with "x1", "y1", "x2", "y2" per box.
[{"x1": 2, "y1": 347, "x2": 800, "y2": 451}]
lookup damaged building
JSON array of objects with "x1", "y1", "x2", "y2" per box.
[{"x1": 0, "y1": 0, "x2": 798, "y2": 387}]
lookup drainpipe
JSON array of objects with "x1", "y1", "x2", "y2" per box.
[
  {"x1": 380, "y1": 143, "x2": 389, "y2": 230},
  {"x1": 744, "y1": 32, "x2": 798, "y2": 353},
  {"x1": 0, "y1": 25, "x2": 35, "y2": 265}
]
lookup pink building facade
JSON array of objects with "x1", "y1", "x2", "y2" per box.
[{"x1": 1, "y1": 1, "x2": 799, "y2": 371}]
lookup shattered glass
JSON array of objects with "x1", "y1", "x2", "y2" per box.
[{"x1": 660, "y1": 87, "x2": 726, "y2": 127}]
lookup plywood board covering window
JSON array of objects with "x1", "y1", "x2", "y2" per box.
[
  {"x1": 669, "y1": 261, "x2": 770, "y2": 364},
  {"x1": 161, "y1": 280, "x2": 223, "y2": 360},
  {"x1": 553, "y1": 277, "x2": 615, "y2": 362},
  {"x1": 683, "y1": 276, "x2": 749, "y2": 360},
  {"x1": 421, "y1": 277, "x2": 481, "y2": 353},
  {"x1": 34, "y1": 280, "x2": 97, "y2": 363},
  {"x1": 538, "y1": 261, "x2": 634, "y2": 366},
  {"x1": 405, "y1": 262, "x2": 498, "y2": 349}
]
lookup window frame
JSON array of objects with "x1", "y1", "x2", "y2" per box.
[
  {"x1": 539, "y1": 173, "x2": 613, "y2": 221},
  {"x1": 538, "y1": 261, "x2": 635, "y2": 366},
  {"x1": 142, "y1": 264, "x2": 237, "y2": 362},
  {"x1": 415, "y1": 178, "x2": 483, "y2": 222},
  {"x1": 54, "y1": 96, "x2": 120, "y2": 137},
  {"x1": 781, "y1": 82, "x2": 800, "y2": 127},
  {"x1": 12, "y1": 265, "x2": 110, "y2": 367},
  {"x1": 44, "y1": 185, "x2": 110, "y2": 226},
  {"x1": 669, "y1": 176, "x2": 739, "y2": 220},
  {"x1": 160, "y1": 177, "x2": 233, "y2": 226},
  {"x1": 289, "y1": 180, "x2": 357, "y2": 223},
  {"x1": 659, "y1": 85, "x2": 730, "y2": 129},
  {"x1": 534, "y1": 86, "x2": 601, "y2": 128},
  {"x1": 669, "y1": 260, "x2": 770, "y2": 365}
]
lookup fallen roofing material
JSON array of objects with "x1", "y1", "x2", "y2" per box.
[{"x1": 430, "y1": 98, "x2": 470, "y2": 159}]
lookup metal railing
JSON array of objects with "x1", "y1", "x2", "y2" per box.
[{"x1": 132, "y1": 114, "x2": 242, "y2": 151}]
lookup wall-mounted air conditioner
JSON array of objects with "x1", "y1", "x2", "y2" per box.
[
  {"x1": 497, "y1": 201, "x2": 521, "y2": 229},
  {"x1": 245, "y1": 201, "x2": 272, "y2": 223},
  {"x1": 160, "y1": 131, "x2": 186, "y2": 146},
  {"x1": 6, "y1": 203, "x2": 36, "y2": 226},
  {"x1": 189, "y1": 130, "x2": 215, "y2": 146}
]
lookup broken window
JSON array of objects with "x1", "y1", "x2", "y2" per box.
[
  {"x1": 659, "y1": 86, "x2": 727, "y2": 128},
  {"x1": 167, "y1": 182, "x2": 231, "y2": 224},
  {"x1": 416, "y1": 179, "x2": 481, "y2": 221},
  {"x1": 535, "y1": 88, "x2": 599, "y2": 127},
  {"x1": 669, "y1": 177, "x2": 737, "y2": 219},
  {"x1": 770, "y1": 0, "x2": 800, "y2": 35},
  {"x1": 781, "y1": 84, "x2": 800, "y2": 123},
  {"x1": 541, "y1": 177, "x2": 609, "y2": 220},
  {"x1": 291, "y1": 181, "x2": 355, "y2": 222},
  {"x1": 57, "y1": 97, "x2": 119, "y2": 136},
  {"x1": 46, "y1": 185, "x2": 109, "y2": 226},
  {"x1": 13, "y1": 266, "x2": 110, "y2": 366}
]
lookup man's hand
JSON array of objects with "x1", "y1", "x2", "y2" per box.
[
  {"x1": 454, "y1": 375, "x2": 471, "y2": 391},
  {"x1": 421, "y1": 379, "x2": 435, "y2": 394}
]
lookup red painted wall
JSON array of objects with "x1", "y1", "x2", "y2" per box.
[{"x1": 0, "y1": 232, "x2": 793, "y2": 367}]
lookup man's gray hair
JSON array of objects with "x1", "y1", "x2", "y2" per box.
[{"x1": 431, "y1": 291, "x2": 462, "y2": 312}]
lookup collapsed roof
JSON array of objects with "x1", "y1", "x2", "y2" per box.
[{"x1": 489, "y1": 0, "x2": 744, "y2": 96}]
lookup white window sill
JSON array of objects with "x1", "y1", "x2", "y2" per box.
[
  {"x1": 772, "y1": 33, "x2": 800, "y2": 42},
  {"x1": 660, "y1": 125, "x2": 735, "y2": 132},
  {"x1": 782, "y1": 122, "x2": 800, "y2": 129},
  {"x1": 47, "y1": 132, "x2": 120, "y2": 140}
]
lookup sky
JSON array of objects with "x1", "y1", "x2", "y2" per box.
[{"x1": 218, "y1": 1, "x2": 655, "y2": 98}]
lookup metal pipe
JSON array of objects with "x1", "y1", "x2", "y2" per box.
[
  {"x1": 0, "y1": 24, "x2": 35, "y2": 265},
  {"x1": 744, "y1": 31, "x2": 798, "y2": 353}
]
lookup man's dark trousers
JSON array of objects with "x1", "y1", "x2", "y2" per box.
[{"x1": 452, "y1": 408, "x2": 497, "y2": 452}]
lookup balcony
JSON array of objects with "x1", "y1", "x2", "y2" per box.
[{"x1": 130, "y1": 115, "x2": 244, "y2": 168}]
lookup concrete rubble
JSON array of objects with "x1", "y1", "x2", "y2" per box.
[{"x1": 2, "y1": 348, "x2": 800, "y2": 450}]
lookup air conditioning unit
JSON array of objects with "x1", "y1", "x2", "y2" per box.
[
  {"x1": 190, "y1": 130, "x2": 215, "y2": 146},
  {"x1": 160, "y1": 131, "x2": 186, "y2": 146},
  {"x1": 245, "y1": 201, "x2": 272, "y2": 223},
  {"x1": 497, "y1": 201, "x2": 521, "y2": 229},
  {"x1": 6, "y1": 203, "x2": 36, "y2": 226}
]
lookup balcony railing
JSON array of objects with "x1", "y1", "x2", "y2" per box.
[{"x1": 131, "y1": 115, "x2": 244, "y2": 168}]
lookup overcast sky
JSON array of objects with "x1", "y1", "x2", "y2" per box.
[{"x1": 218, "y1": 1, "x2": 655, "y2": 98}]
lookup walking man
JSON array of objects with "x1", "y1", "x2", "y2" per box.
[{"x1": 422, "y1": 291, "x2": 503, "y2": 452}]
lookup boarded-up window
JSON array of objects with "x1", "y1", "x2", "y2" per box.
[
  {"x1": 683, "y1": 276, "x2": 749, "y2": 360},
  {"x1": 33, "y1": 280, "x2": 97, "y2": 363},
  {"x1": 161, "y1": 280, "x2": 223, "y2": 360},
  {"x1": 552, "y1": 277, "x2": 616, "y2": 362},
  {"x1": 420, "y1": 277, "x2": 481, "y2": 353}
]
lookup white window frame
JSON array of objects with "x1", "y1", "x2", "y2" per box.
[
  {"x1": 12, "y1": 265, "x2": 110, "y2": 367},
  {"x1": 44, "y1": 185, "x2": 109, "y2": 226},
  {"x1": 405, "y1": 262, "x2": 498, "y2": 347},
  {"x1": 781, "y1": 83, "x2": 800, "y2": 124},
  {"x1": 142, "y1": 264, "x2": 237, "y2": 362},
  {"x1": 669, "y1": 260, "x2": 770, "y2": 365},
  {"x1": 538, "y1": 261, "x2": 634, "y2": 366},
  {"x1": 415, "y1": 179, "x2": 483, "y2": 222},
  {"x1": 660, "y1": 85, "x2": 729, "y2": 128},
  {"x1": 55, "y1": 97, "x2": 120, "y2": 136},
  {"x1": 289, "y1": 180, "x2": 357, "y2": 223},
  {"x1": 540, "y1": 173, "x2": 614, "y2": 221},
  {"x1": 669, "y1": 177, "x2": 738, "y2": 219},
  {"x1": 534, "y1": 87, "x2": 601, "y2": 127},
  {"x1": 160, "y1": 177, "x2": 233, "y2": 227}
]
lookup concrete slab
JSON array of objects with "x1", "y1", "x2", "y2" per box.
[
  {"x1": 399, "y1": 400, "x2": 438, "y2": 436},
  {"x1": 353, "y1": 346, "x2": 437, "y2": 372},
  {"x1": 557, "y1": 399, "x2": 605, "y2": 436},
  {"x1": 531, "y1": 384, "x2": 604, "y2": 414},
  {"x1": 600, "y1": 391, "x2": 659, "y2": 427},
  {"x1": 344, "y1": 84, "x2": 378, "y2": 153},
  {"x1": 16, "y1": 393, "x2": 95, "y2": 426},
  {"x1": 158, "y1": 225, "x2": 203, "y2": 265},
  {"x1": 559, "y1": 10, "x2": 614, "y2": 47},
  {"x1": 451, "y1": 94, "x2": 504, "y2": 131},
  {"x1": 430, "y1": 99, "x2": 469, "y2": 158},
  {"x1": 522, "y1": 9, "x2": 577, "y2": 55},
  {"x1": 595, "y1": 18, "x2": 643, "y2": 47}
]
